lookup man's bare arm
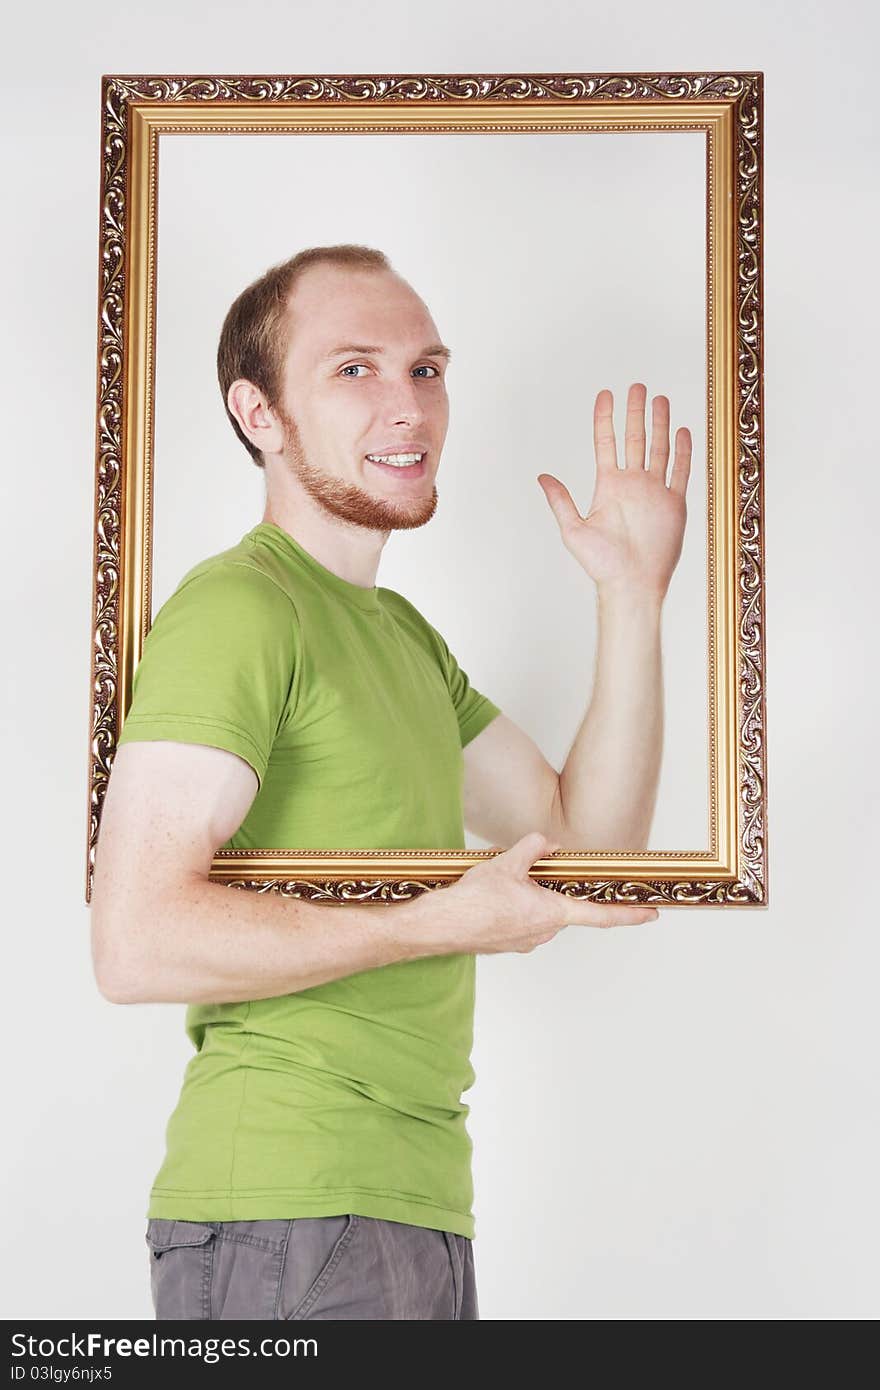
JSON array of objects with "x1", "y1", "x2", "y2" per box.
[
  {"x1": 89, "y1": 741, "x2": 423, "y2": 1005},
  {"x1": 461, "y1": 714, "x2": 560, "y2": 848},
  {"x1": 91, "y1": 740, "x2": 658, "y2": 1006},
  {"x1": 550, "y1": 587, "x2": 663, "y2": 850},
  {"x1": 538, "y1": 384, "x2": 689, "y2": 850},
  {"x1": 464, "y1": 385, "x2": 688, "y2": 854},
  {"x1": 460, "y1": 593, "x2": 662, "y2": 853}
]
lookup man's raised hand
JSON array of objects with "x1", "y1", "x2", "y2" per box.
[{"x1": 537, "y1": 382, "x2": 691, "y2": 603}]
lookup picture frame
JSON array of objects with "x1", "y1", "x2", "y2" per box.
[{"x1": 85, "y1": 71, "x2": 767, "y2": 909}]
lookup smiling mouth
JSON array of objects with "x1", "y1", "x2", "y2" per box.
[{"x1": 365, "y1": 451, "x2": 427, "y2": 478}]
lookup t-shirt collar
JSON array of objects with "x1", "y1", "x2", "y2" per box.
[{"x1": 249, "y1": 522, "x2": 382, "y2": 615}]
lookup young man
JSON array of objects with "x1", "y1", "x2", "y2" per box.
[{"x1": 90, "y1": 244, "x2": 690, "y2": 1320}]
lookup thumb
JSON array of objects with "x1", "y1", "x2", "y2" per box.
[
  {"x1": 498, "y1": 830, "x2": 560, "y2": 877},
  {"x1": 538, "y1": 474, "x2": 582, "y2": 532}
]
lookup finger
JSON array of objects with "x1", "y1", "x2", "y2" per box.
[
  {"x1": 585, "y1": 905, "x2": 659, "y2": 927},
  {"x1": 648, "y1": 395, "x2": 670, "y2": 477},
  {"x1": 537, "y1": 473, "x2": 583, "y2": 533},
  {"x1": 546, "y1": 890, "x2": 659, "y2": 927},
  {"x1": 593, "y1": 389, "x2": 617, "y2": 474},
  {"x1": 624, "y1": 382, "x2": 647, "y2": 470},
  {"x1": 500, "y1": 830, "x2": 559, "y2": 878},
  {"x1": 669, "y1": 426, "x2": 692, "y2": 496}
]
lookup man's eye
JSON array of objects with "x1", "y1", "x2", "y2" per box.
[{"x1": 338, "y1": 363, "x2": 440, "y2": 379}]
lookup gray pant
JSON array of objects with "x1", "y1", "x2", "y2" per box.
[{"x1": 145, "y1": 1214, "x2": 478, "y2": 1320}]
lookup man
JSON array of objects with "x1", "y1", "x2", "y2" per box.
[{"x1": 90, "y1": 244, "x2": 690, "y2": 1320}]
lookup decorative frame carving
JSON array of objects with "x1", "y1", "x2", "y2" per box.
[{"x1": 86, "y1": 72, "x2": 767, "y2": 908}]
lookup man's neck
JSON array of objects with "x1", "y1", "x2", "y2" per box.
[{"x1": 260, "y1": 496, "x2": 388, "y2": 591}]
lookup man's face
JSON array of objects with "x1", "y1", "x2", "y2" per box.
[{"x1": 273, "y1": 265, "x2": 450, "y2": 532}]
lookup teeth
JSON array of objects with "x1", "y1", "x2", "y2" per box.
[{"x1": 366, "y1": 452, "x2": 424, "y2": 467}]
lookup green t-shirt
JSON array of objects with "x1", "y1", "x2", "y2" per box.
[{"x1": 117, "y1": 521, "x2": 501, "y2": 1238}]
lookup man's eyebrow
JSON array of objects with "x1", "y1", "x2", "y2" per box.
[{"x1": 321, "y1": 342, "x2": 452, "y2": 362}]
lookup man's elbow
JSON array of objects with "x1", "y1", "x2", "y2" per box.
[
  {"x1": 92, "y1": 950, "x2": 144, "y2": 1005},
  {"x1": 90, "y1": 911, "x2": 146, "y2": 1005},
  {"x1": 97, "y1": 977, "x2": 141, "y2": 1005},
  {"x1": 547, "y1": 775, "x2": 568, "y2": 842},
  {"x1": 550, "y1": 781, "x2": 653, "y2": 853}
]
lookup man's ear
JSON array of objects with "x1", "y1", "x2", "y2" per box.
[{"x1": 227, "y1": 379, "x2": 285, "y2": 456}]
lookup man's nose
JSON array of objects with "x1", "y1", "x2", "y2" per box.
[{"x1": 385, "y1": 376, "x2": 426, "y2": 426}]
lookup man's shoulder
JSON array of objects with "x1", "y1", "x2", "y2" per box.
[
  {"x1": 378, "y1": 586, "x2": 442, "y2": 641},
  {"x1": 160, "y1": 537, "x2": 299, "y2": 624},
  {"x1": 377, "y1": 584, "x2": 437, "y2": 624}
]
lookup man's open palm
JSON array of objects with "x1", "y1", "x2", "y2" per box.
[{"x1": 538, "y1": 382, "x2": 692, "y2": 600}]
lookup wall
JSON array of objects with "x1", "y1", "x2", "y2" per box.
[{"x1": 2, "y1": 0, "x2": 876, "y2": 1319}]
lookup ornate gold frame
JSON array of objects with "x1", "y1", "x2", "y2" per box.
[{"x1": 85, "y1": 72, "x2": 767, "y2": 909}]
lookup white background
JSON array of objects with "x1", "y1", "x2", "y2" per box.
[
  {"x1": 153, "y1": 128, "x2": 707, "y2": 849},
  {"x1": 1, "y1": 0, "x2": 877, "y2": 1320}
]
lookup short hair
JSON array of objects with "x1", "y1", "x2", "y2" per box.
[{"x1": 216, "y1": 244, "x2": 392, "y2": 468}]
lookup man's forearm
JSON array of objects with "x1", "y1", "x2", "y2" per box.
[
  {"x1": 554, "y1": 586, "x2": 664, "y2": 851},
  {"x1": 95, "y1": 876, "x2": 443, "y2": 1005}
]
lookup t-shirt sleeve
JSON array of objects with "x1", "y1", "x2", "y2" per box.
[
  {"x1": 116, "y1": 562, "x2": 299, "y2": 791},
  {"x1": 426, "y1": 623, "x2": 502, "y2": 749}
]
